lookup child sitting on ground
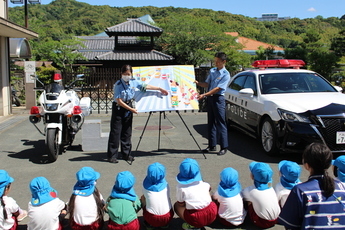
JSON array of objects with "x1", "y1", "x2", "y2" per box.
[
  {"x1": 0, "y1": 170, "x2": 27, "y2": 230},
  {"x1": 274, "y1": 160, "x2": 301, "y2": 208},
  {"x1": 141, "y1": 162, "x2": 173, "y2": 230},
  {"x1": 106, "y1": 171, "x2": 141, "y2": 230},
  {"x1": 27, "y1": 177, "x2": 67, "y2": 230},
  {"x1": 212, "y1": 167, "x2": 246, "y2": 227},
  {"x1": 68, "y1": 167, "x2": 104, "y2": 230},
  {"x1": 174, "y1": 158, "x2": 217, "y2": 230},
  {"x1": 241, "y1": 162, "x2": 280, "y2": 229}
]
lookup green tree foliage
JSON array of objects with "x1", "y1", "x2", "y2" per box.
[{"x1": 331, "y1": 30, "x2": 345, "y2": 57}]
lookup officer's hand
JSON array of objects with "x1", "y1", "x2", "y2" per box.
[
  {"x1": 197, "y1": 94, "x2": 205, "y2": 100},
  {"x1": 159, "y1": 88, "x2": 168, "y2": 95},
  {"x1": 132, "y1": 108, "x2": 138, "y2": 114}
]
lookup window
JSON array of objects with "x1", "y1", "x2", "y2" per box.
[{"x1": 230, "y1": 75, "x2": 247, "y2": 91}]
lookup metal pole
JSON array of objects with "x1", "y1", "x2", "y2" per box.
[{"x1": 24, "y1": 0, "x2": 28, "y2": 28}]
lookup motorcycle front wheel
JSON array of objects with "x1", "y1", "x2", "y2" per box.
[{"x1": 46, "y1": 128, "x2": 61, "y2": 162}]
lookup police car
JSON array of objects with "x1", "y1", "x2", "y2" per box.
[{"x1": 225, "y1": 59, "x2": 345, "y2": 156}]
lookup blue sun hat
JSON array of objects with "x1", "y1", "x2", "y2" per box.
[
  {"x1": 143, "y1": 162, "x2": 168, "y2": 192},
  {"x1": 30, "y1": 177, "x2": 57, "y2": 206},
  {"x1": 73, "y1": 167, "x2": 100, "y2": 196},
  {"x1": 0, "y1": 170, "x2": 14, "y2": 197},
  {"x1": 332, "y1": 155, "x2": 345, "y2": 182},
  {"x1": 218, "y1": 167, "x2": 241, "y2": 198},
  {"x1": 278, "y1": 160, "x2": 301, "y2": 189},
  {"x1": 110, "y1": 171, "x2": 136, "y2": 202},
  {"x1": 176, "y1": 158, "x2": 202, "y2": 184},
  {"x1": 249, "y1": 162, "x2": 273, "y2": 191}
]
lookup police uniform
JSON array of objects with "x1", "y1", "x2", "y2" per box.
[
  {"x1": 107, "y1": 78, "x2": 146, "y2": 161},
  {"x1": 205, "y1": 67, "x2": 231, "y2": 150}
]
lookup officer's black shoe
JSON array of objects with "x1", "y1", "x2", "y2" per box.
[
  {"x1": 123, "y1": 155, "x2": 135, "y2": 161},
  {"x1": 202, "y1": 146, "x2": 216, "y2": 153},
  {"x1": 108, "y1": 158, "x2": 119, "y2": 163},
  {"x1": 217, "y1": 148, "x2": 227, "y2": 156}
]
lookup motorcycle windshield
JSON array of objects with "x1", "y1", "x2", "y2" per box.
[{"x1": 45, "y1": 83, "x2": 64, "y2": 100}]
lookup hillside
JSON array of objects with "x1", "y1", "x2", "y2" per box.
[{"x1": 8, "y1": 0, "x2": 345, "y2": 49}]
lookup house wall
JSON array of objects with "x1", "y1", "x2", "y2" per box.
[{"x1": 0, "y1": 0, "x2": 10, "y2": 116}]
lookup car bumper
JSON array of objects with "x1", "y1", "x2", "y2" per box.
[{"x1": 278, "y1": 120, "x2": 345, "y2": 153}]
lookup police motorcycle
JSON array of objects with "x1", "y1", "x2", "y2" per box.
[{"x1": 29, "y1": 73, "x2": 91, "y2": 162}]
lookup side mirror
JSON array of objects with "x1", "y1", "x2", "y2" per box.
[
  {"x1": 334, "y1": 85, "x2": 343, "y2": 93},
  {"x1": 239, "y1": 88, "x2": 254, "y2": 97},
  {"x1": 30, "y1": 75, "x2": 38, "y2": 80},
  {"x1": 76, "y1": 74, "x2": 84, "y2": 80}
]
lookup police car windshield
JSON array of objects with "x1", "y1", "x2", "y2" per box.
[{"x1": 259, "y1": 73, "x2": 337, "y2": 94}]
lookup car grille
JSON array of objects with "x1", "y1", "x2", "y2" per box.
[{"x1": 319, "y1": 117, "x2": 345, "y2": 152}]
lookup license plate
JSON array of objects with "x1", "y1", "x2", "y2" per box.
[{"x1": 336, "y1": 131, "x2": 345, "y2": 144}]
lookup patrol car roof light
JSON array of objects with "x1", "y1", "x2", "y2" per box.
[{"x1": 252, "y1": 59, "x2": 306, "y2": 69}]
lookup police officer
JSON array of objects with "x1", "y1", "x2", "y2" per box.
[
  {"x1": 195, "y1": 52, "x2": 231, "y2": 156},
  {"x1": 107, "y1": 65, "x2": 168, "y2": 163}
]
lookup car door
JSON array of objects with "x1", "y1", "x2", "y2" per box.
[{"x1": 225, "y1": 74, "x2": 247, "y2": 127}]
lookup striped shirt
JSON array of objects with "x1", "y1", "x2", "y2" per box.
[{"x1": 279, "y1": 175, "x2": 345, "y2": 229}]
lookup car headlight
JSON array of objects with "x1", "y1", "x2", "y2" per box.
[
  {"x1": 44, "y1": 103, "x2": 59, "y2": 111},
  {"x1": 277, "y1": 109, "x2": 311, "y2": 123}
]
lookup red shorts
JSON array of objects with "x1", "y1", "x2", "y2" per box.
[
  {"x1": 247, "y1": 203, "x2": 277, "y2": 229},
  {"x1": 143, "y1": 207, "x2": 174, "y2": 227},
  {"x1": 184, "y1": 202, "x2": 217, "y2": 228},
  {"x1": 70, "y1": 219, "x2": 103, "y2": 230},
  {"x1": 107, "y1": 218, "x2": 140, "y2": 230},
  {"x1": 8, "y1": 216, "x2": 18, "y2": 230}
]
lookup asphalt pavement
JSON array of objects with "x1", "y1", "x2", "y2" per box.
[{"x1": 0, "y1": 107, "x2": 310, "y2": 230}]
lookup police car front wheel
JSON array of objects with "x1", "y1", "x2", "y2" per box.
[{"x1": 260, "y1": 117, "x2": 279, "y2": 156}]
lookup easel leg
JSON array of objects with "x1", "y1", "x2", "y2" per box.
[
  {"x1": 158, "y1": 111, "x2": 164, "y2": 151},
  {"x1": 135, "y1": 111, "x2": 152, "y2": 151},
  {"x1": 176, "y1": 111, "x2": 206, "y2": 159}
]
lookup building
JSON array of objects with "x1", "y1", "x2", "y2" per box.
[
  {"x1": 0, "y1": 0, "x2": 38, "y2": 117},
  {"x1": 74, "y1": 15, "x2": 175, "y2": 68},
  {"x1": 256, "y1": 13, "x2": 290, "y2": 22},
  {"x1": 226, "y1": 32, "x2": 284, "y2": 56}
]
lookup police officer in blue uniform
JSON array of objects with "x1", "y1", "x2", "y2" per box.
[
  {"x1": 107, "y1": 65, "x2": 168, "y2": 163},
  {"x1": 195, "y1": 52, "x2": 231, "y2": 156}
]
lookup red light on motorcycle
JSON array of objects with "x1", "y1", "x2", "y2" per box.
[
  {"x1": 73, "y1": 106, "x2": 82, "y2": 115},
  {"x1": 30, "y1": 106, "x2": 40, "y2": 115},
  {"x1": 53, "y1": 73, "x2": 62, "y2": 82}
]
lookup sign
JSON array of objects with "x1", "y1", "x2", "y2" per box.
[
  {"x1": 24, "y1": 61, "x2": 36, "y2": 83},
  {"x1": 132, "y1": 65, "x2": 199, "y2": 112}
]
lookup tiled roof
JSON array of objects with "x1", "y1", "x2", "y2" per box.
[
  {"x1": 226, "y1": 32, "x2": 284, "y2": 51},
  {"x1": 76, "y1": 36, "x2": 113, "y2": 50},
  {"x1": 105, "y1": 19, "x2": 163, "y2": 36},
  {"x1": 95, "y1": 50, "x2": 174, "y2": 61}
]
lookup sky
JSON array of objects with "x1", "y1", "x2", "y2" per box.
[{"x1": 9, "y1": 0, "x2": 344, "y2": 19}]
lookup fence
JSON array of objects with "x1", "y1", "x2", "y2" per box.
[{"x1": 63, "y1": 67, "x2": 210, "y2": 114}]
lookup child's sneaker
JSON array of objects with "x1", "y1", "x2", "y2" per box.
[
  {"x1": 182, "y1": 222, "x2": 201, "y2": 230},
  {"x1": 17, "y1": 210, "x2": 28, "y2": 222}
]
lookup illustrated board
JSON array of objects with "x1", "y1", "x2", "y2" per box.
[{"x1": 132, "y1": 65, "x2": 199, "y2": 112}]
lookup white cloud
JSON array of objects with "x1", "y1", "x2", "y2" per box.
[{"x1": 308, "y1": 7, "x2": 317, "y2": 12}]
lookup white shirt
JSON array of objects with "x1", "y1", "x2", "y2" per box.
[
  {"x1": 274, "y1": 182, "x2": 291, "y2": 208},
  {"x1": 73, "y1": 193, "x2": 104, "y2": 225},
  {"x1": 241, "y1": 185, "x2": 280, "y2": 220},
  {"x1": 27, "y1": 198, "x2": 66, "y2": 230},
  {"x1": 0, "y1": 196, "x2": 20, "y2": 230},
  {"x1": 142, "y1": 186, "x2": 172, "y2": 215},
  {"x1": 213, "y1": 191, "x2": 247, "y2": 226},
  {"x1": 176, "y1": 181, "x2": 212, "y2": 210}
]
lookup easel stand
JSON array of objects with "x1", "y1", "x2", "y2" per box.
[{"x1": 135, "y1": 111, "x2": 206, "y2": 159}]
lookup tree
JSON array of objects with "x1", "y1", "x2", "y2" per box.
[
  {"x1": 156, "y1": 13, "x2": 241, "y2": 67},
  {"x1": 331, "y1": 30, "x2": 345, "y2": 57},
  {"x1": 32, "y1": 38, "x2": 86, "y2": 72}
]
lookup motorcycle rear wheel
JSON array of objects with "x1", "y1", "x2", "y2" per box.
[{"x1": 46, "y1": 128, "x2": 61, "y2": 162}]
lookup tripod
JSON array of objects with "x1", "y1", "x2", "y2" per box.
[{"x1": 134, "y1": 111, "x2": 206, "y2": 159}]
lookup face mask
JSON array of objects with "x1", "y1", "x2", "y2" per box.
[{"x1": 122, "y1": 75, "x2": 131, "y2": 82}]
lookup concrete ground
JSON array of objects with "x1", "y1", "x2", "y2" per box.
[{"x1": 0, "y1": 107, "x2": 310, "y2": 229}]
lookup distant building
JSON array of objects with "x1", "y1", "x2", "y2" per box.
[
  {"x1": 226, "y1": 32, "x2": 284, "y2": 56},
  {"x1": 256, "y1": 13, "x2": 290, "y2": 21}
]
